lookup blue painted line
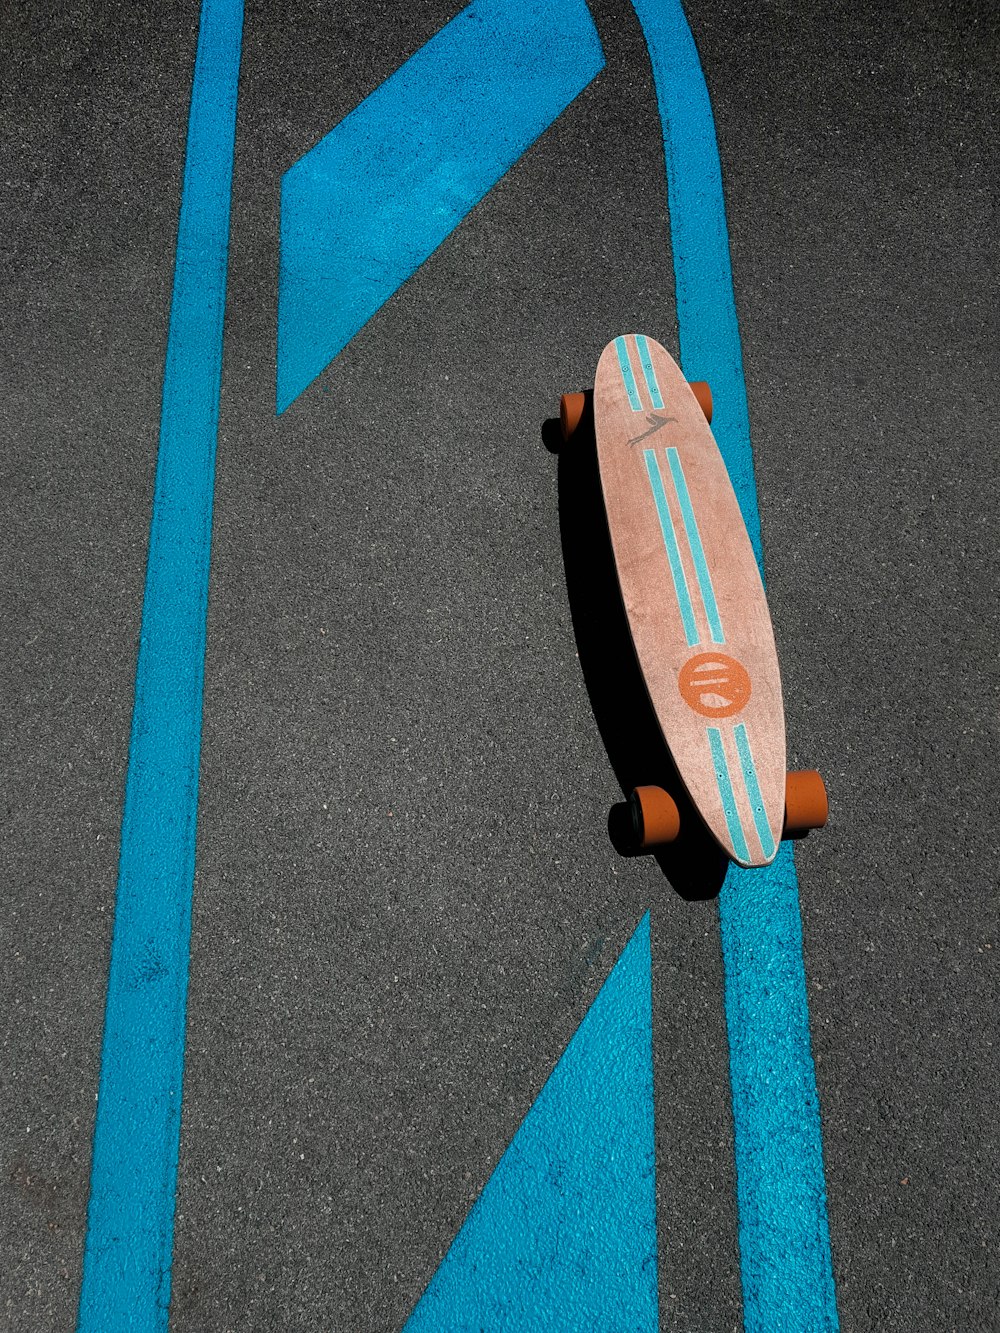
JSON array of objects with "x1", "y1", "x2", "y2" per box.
[
  {"x1": 628, "y1": 0, "x2": 840, "y2": 1327},
  {"x1": 277, "y1": 0, "x2": 603, "y2": 413},
  {"x1": 707, "y1": 727, "x2": 751, "y2": 864},
  {"x1": 666, "y1": 446, "x2": 725, "y2": 644},
  {"x1": 614, "y1": 334, "x2": 644, "y2": 410},
  {"x1": 404, "y1": 914, "x2": 659, "y2": 1330},
  {"x1": 76, "y1": 2, "x2": 243, "y2": 1329},
  {"x1": 643, "y1": 448, "x2": 699, "y2": 647},
  {"x1": 733, "y1": 722, "x2": 776, "y2": 861},
  {"x1": 634, "y1": 333, "x2": 664, "y2": 408}
]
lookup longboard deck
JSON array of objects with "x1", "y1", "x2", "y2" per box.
[{"x1": 594, "y1": 334, "x2": 785, "y2": 867}]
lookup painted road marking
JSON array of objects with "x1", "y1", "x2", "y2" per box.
[
  {"x1": 76, "y1": 1, "x2": 244, "y2": 1329},
  {"x1": 276, "y1": 0, "x2": 603, "y2": 413},
  {"x1": 708, "y1": 727, "x2": 752, "y2": 864},
  {"x1": 614, "y1": 334, "x2": 644, "y2": 411},
  {"x1": 629, "y1": 0, "x2": 840, "y2": 1326},
  {"x1": 69, "y1": 1, "x2": 835, "y2": 1326},
  {"x1": 404, "y1": 915, "x2": 659, "y2": 1330},
  {"x1": 634, "y1": 332, "x2": 665, "y2": 408},
  {"x1": 734, "y1": 721, "x2": 776, "y2": 861},
  {"x1": 643, "y1": 447, "x2": 700, "y2": 647},
  {"x1": 666, "y1": 446, "x2": 725, "y2": 645}
]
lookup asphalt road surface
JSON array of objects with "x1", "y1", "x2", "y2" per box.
[{"x1": 2, "y1": 1, "x2": 997, "y2": 1329}]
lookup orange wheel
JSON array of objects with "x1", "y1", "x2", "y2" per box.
[
  {"x1": 560, "y1": 391, "x2": 587, "y2": 442},
  {"x1": 784, "y1": 770, "x2": 829, "y2": 836},
  {"x1": 688, "y1": 380, "x2": 713, "y2": 423},
  {"x1": 629, "y1": 786, "x2": 681, "y2": 850}
]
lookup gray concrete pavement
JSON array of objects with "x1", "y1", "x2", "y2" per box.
[{"x1": 2, "y1": 1, "x2": 997, "y2": 1329}]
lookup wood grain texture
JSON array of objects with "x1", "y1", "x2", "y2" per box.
[{"x1": 595, "y1": 334, "x2": 785, "y2": 866}]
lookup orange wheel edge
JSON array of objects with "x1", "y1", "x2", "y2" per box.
[
  {"x1": 630, "y1": 785, "x2": 681, "y2": 850},
  {"x1": 688, "y1": 380, "x2": 713, "y2": 424},
  {"x1": 559, "y1": 391, "x2": 587, "y2": 442},
  {"x1": 784, "y1": 770, "x2": 828, "y2": 836}
]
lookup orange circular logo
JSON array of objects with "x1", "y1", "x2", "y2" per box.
[{"x1": 678, "y1": 653, "x2": 752, "y2": 718}]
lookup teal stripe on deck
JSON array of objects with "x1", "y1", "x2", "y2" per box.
[
  {"x1": 733, "y1": 723, "x2": 776, "y2": 861},
  {"x1": 614, "y1": 335, "x2": 643, "y2": 411},
  {"x1": 634, "y1": 334, "x2": 664, "y2": 409},
  {"x1": 666, "y1": 447, "x2": 724, "y2": 645},
  {"x1": 643, "y1": 449, "x2": 699, "y2": 647},
  {"x1": 707, "y1": 727, "x2": 750, "y2": 863}
]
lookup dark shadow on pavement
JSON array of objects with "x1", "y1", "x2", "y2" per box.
[{"x1": 544, "y1": 412, "x2": 728, "y2": 902}]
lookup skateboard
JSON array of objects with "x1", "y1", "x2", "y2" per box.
[{"x1": 560, "y1": 334, "x2": 827, "y2": 867}]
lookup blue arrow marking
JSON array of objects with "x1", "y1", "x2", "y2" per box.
[
  {"x1": 403, "y1": 914, "x2": 659, "y2": 1331},
  {"x1": 276, "y1": 0, "x2": 604, "y2": 413}
]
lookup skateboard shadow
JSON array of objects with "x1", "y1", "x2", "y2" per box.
[{"x1": 543, "y1": 412, "x2": 729, "y2": 902}]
